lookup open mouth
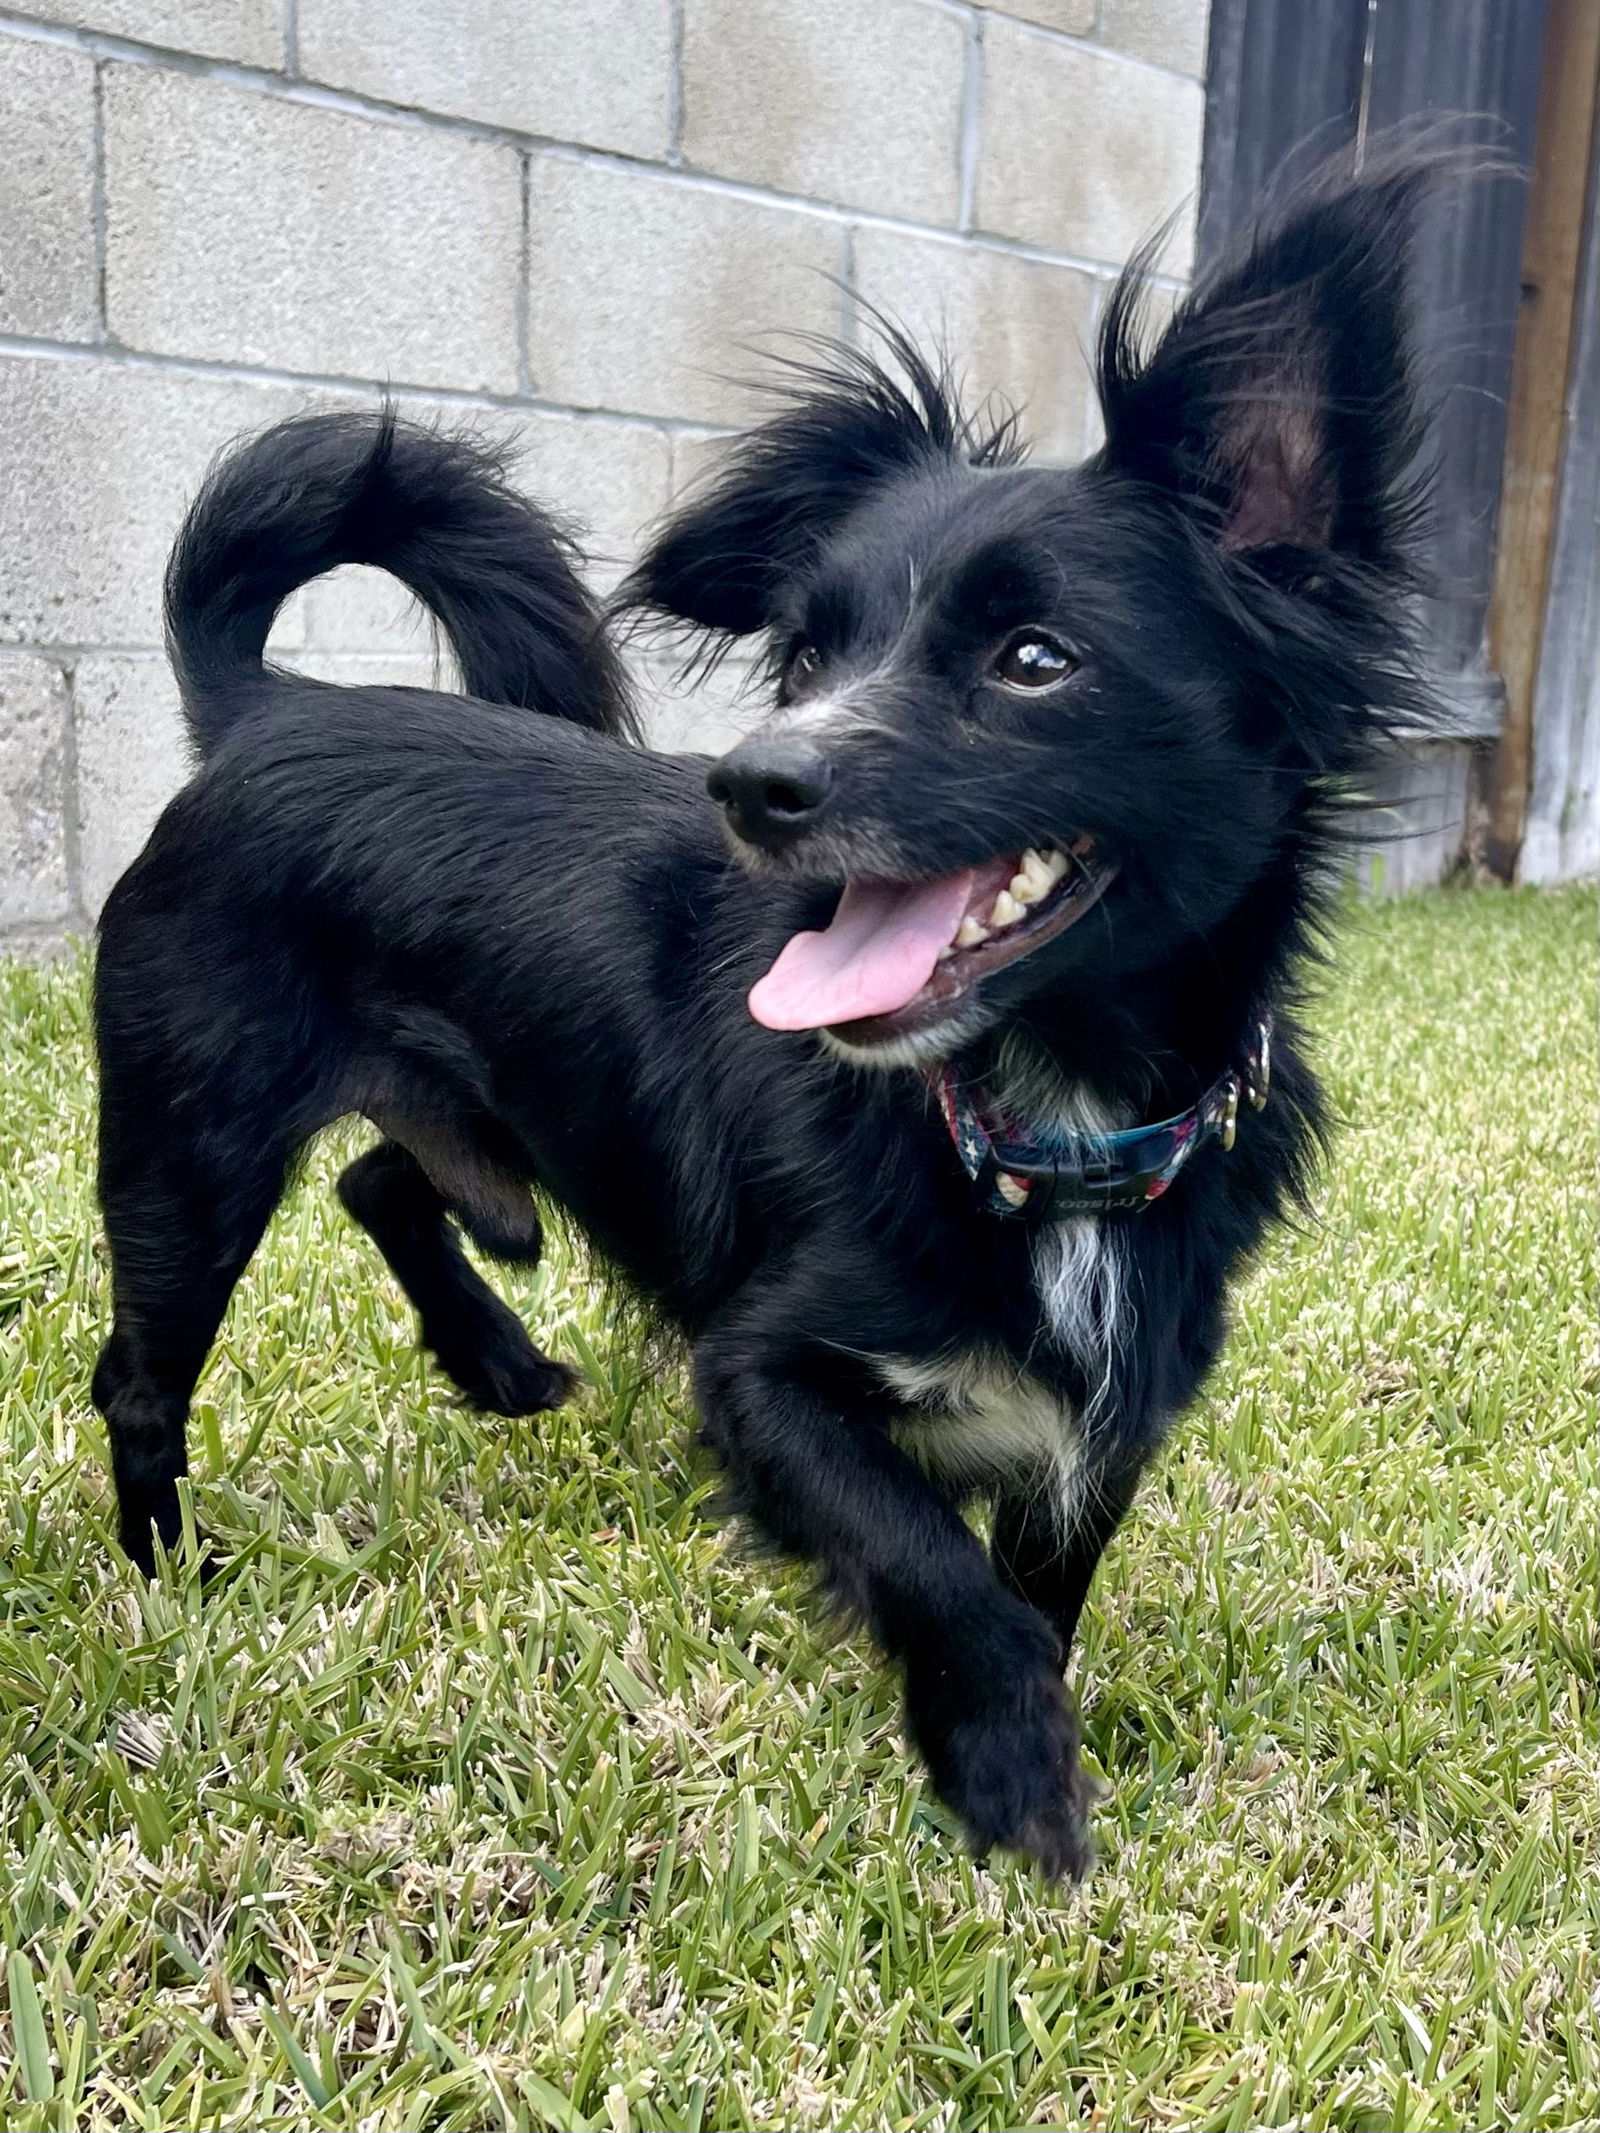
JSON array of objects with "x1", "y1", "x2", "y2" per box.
[{"x1": 748, "y1": 838, "x2": 1115, "y2": 1046}]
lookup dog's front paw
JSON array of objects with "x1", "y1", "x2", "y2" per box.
[
  {"x1": 119, "y1": 1510, "x2": 220, "y2": 1587},
  {"x1": 451, "y1": 1342, "x2": 578, "y2": 1416},
  {"x1": 427, "y1": 1297, "x2": 578, "y2": 1415},
  {"x1": 906, "y1": 1609, "x2": 1096, "y2": 1881}
]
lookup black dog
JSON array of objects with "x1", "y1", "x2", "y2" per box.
[{"x1": 93, "y1": 143, "x2": 1450, "y2": 1876}]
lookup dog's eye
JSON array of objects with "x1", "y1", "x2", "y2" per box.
[
  {"x1": 994, "y1": 633, "x2": 1077, "y2": 690},
  {"x1": 786, "y1": 643, "x2": 823, "y2": 692}
]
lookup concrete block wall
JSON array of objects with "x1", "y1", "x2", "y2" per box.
[{"x1": 0, "y1": 0, "x2": 1207, "y2": 946}]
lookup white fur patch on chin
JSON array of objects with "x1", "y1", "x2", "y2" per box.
[{"x1": 817, "y1": 1006, "x2": 992, "y2": 1073}]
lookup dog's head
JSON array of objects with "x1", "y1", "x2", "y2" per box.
[{"x1": 626, "y1": 143, "x2": 1454, "y2": 1068}]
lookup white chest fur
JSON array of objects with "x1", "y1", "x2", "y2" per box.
[
  {"x1": 877, "y1": 1052, "x2": 1131, "y2": 1532},
  {"x1": 876, "y1": 1209, "x2": 1125, "y2": 1539},
  {"x1": 880, "y1": 1349, "x2": 1091, "y2": 1540},
  {"x1": 881, "y1": 1350, "x2": 1080, "y2": 1486},
  {"x1": 1030, "y1": 1214, "x2": 1126, "y2": 1427}
]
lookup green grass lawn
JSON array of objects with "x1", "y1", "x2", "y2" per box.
[{"x1": 0, "y1": 884, "x2": 1594, "y2": 2132}]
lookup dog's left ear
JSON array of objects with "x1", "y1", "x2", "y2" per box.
[
  {"x1": 1097, "y1": 138, "x2": 1470, "y2": 573},
  {"x1": 623, "y1": 337, "x2": 1015, "y2": 639}
]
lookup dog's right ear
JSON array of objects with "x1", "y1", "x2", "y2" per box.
[{"x1": 623, "y1": 335, "x2": 1017, "y2": 639}]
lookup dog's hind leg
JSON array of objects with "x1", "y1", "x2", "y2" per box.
[
  {"x1": 94, "y1": 1130, "x2": 296, "y2": 1575},
  {"x1": 336, "y1": 1139, "x2": 576, "y2": 1416}
]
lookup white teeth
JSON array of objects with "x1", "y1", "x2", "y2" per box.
[
  {"x1": 1013, "y1": 849, "x2": 1054, "y2": 904},
  {"x1": 936, "y1": 944, "x2": 955, "y2": 963},
  {"x1": 951, "y1": 846, "x2": 1086, "y2": 956}
]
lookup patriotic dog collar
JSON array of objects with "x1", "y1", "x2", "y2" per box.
[{"x1": 929, "y1": 1013, "x2": 1273, "y2": 1222}]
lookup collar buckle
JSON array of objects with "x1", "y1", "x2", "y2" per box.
[
  {"x1": 1218, "y1": 1076, "x2": 1240, "y2": 1153},
  {"x1": 1243, "y1": 1017, "x2": 1272, "y2": 1110}
]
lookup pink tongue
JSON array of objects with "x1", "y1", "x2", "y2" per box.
[{"x1": 748, "y1": 870, "x2": 974, "y2": 1031}]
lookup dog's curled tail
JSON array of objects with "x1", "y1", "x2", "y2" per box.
[{"x1": 165, "y1": 408, "x2": 636, "y2": 754}]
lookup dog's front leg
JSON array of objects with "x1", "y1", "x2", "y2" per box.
[
  {"x1": 991, "y1": 1457, "x2": 1144, "y2": 1661},
  {"x1": 693, "y1": 1325, "x2": 1095, "y2": 1878}
]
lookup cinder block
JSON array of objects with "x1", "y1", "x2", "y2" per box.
[
  {"x1": 0, "y1": 37, "x2": 98, "y2": 342},
  {"x1": 277, "y1": 649, "x2": 459, "y2": 691},
  {"x1": 0, "y1": 354, "x2": 320, "y2": 648},
  {"x1": 31, "y1": 1, "x2": 283, "y2": 66},
  {"x1": 504, "y1": 410, "x2": 674, "y2": 582},
  {"x1": 526, "y1": 157, "x2": 845, "y2": 423},
  {"x1": 852, "y1": 227, "x2": 1100, "y2": 463},
  {"x1": 71, "y1": 654, "x2": 192, "y2": 914},
  {"x1": 986, "y1": 0, "x2": 1096, "y2": 34},
  {"x1": 291, "y1": 566, "x2": 432, "y2": 659},
  {"x1": 975, "y1": 19, "x2": 1203, "y2": 272},
  {"x1": 668, "y1": 426, "x2": 738, "y2": 502},
  {"x1": 681, "y1": 0, "x2": 965, "y2": 222},
  {"x1": 633, "y1": 649, "x2": 765, "y2": 757},
  {"x1": 104, "y1": 67, "x2": 521, "y2": 390},
  {"x1": 298, "y1": 0, "x2": 671, "y2": 159},
  {"x1": 0, "y1": 652, "x2": 71, "y2": 926},
  {"x1": 1097, "y1": 0, "x2": 1210, "y2": 78},
  {"x1": 264, "y1": 588, "x2": 308, "y2": 656}
]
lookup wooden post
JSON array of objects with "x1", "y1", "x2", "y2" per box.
[{"x1": 1479, "y1": 0, "x2": 1600, "y2": 882}]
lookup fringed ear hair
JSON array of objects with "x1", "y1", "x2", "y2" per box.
[{"x1": 618, "y1": 322, "x2": 1023, "y2": 644}]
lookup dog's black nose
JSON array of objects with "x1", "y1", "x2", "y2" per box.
[{"x1": 707, "y1": 737, "x2": 835, "y2": 848}]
